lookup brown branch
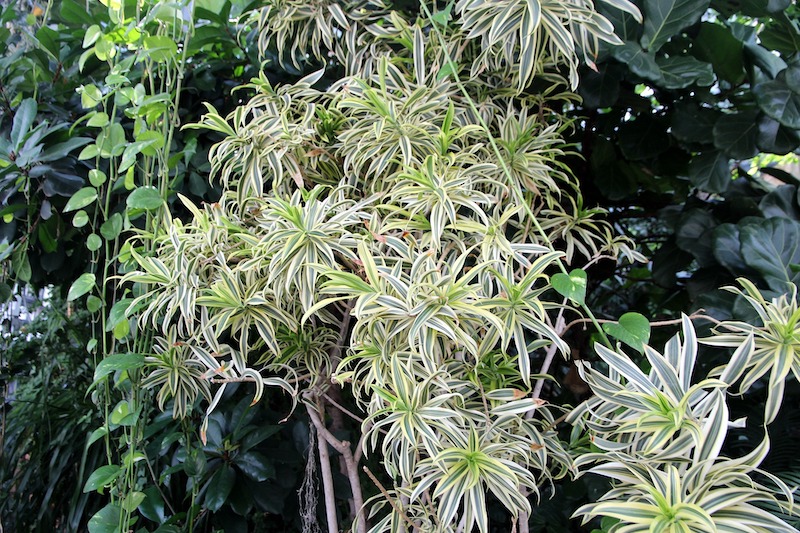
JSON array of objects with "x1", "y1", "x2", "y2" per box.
[
  {"x1": 363, "y1": 466, "x2": 414, "y2": 532},
  {"x1": 307, "y1": 402, "x2": 367, "y2": 533},
  {"x1": 305, "y1": 403, "x2": 339, "y2": 533},
  {"x1": 561, "y1": 312, "x2": 719, "y2": 337}
]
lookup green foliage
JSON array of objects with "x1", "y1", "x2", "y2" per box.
[
  {"x1": 2, "y1": 0, "x2": 800, "y2": 531},
  {"x1": 0, "y1": 295, "x2": 105, "y2": 531}
]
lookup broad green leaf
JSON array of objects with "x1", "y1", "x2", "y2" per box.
[
  {"x1": 89, "y1": 169, "x2": 107, "y2": 187},
  {"x1": 756, "y1": 113, "x2": 800, "y2": 155},
  {"x1": 138, "y1": 487, "x2": 166, "y2": 523},
  {"x1": 688, "y1": 151, "x2": 730, "y2": 193},
  {"x1": 94, "y1": 35, "x2": 116, "y2": 61},
  {"x1": 87, "y1": 111, "x2": 109, "y2": 128},
  {"x1": 759, "y1": 185, "x2": 800, "y2": 220},
  {"x1": 603, "y1": 312, "x2": 651, "y2": 350},
  {"x1": 743, "y1": 42, "x2": 787, "y2": 78},
  {"x1": 694, "y1": 22, "x2": 745, "y2": 84},
  {"x1": 711, "y1": 224, "x2": 753, "y2": 276},
  {"x1": 87, "y1": 234, "x2": 103, "y2": 252},
  {"x1": 94, "y1": 352, "x2": 145, "y2": 382},
  {"x1": 11, "y1": 246, "x2": 31, "y2": 282},
  {"x1": 87, "y1": 426, "x2": 108, "y2": 447},
  {"x1": 87, "y1": 294, "x2": 103, "y2": 312},
  {"x1": 64, "y1": 187, "x2": 98, "y2": 212},
  {"x1": 83, "y1": 464, "x2": 121, "y2": 492},
  {"x1": 72, "y1": 210, "x2": 90, "y2": 228},
  {"x1": 97, "y1": 122, "x2": 126, "y2": 157},
  {"x1": 656, "y1": 56, "x2": 714, "y2": 89},
  {"x1": 121, "y1": 491, "x2": 146, "y2": 513},
  {"x1": 760, "y1": 17, "x2": 800, "y2": 54},
  {"x1": 611, "y1": 41, "x2": 661, "y2": 81},
  {"x1": 205, "y1": 466, "x2": 236, "y2": 511},
  {"x1": 80, "y1": 84, "x2": 103, "y2": 109},
  {"x1": 67, "y1": 272, "x2": 96, "y2": 301},
  {"x1": 234, "y1": 451, "x2": 275, "y2": 482},
  {"x1": 675, "y1": 208, "x2": 717, "y2": 267},
  {"x1": 83, "y1": 24, "x2": 102, "y2": 47},
  {"x1": 38, "y1": 137, "x2": 92, "y2": 163},
  {"x1": 753, "y1": 79, "x2": 800, "y2": 129},
  {"x1": 551, "y1": 269, "x2": 587, "y2": 305},
  {"x1": 641, "y1": 0, "x2": 709, "y2": 52},
  {"x1": 11, "y1": 98, "x2": 36, "y2": 148},
  {"x1": 78, "y1": 144, "x2": 99, "y2": 160},
  {"x1": 100, "y1": 213, "x2": 123, "y2": 240},
  {"x1": 739, "y1": 217, "x2": 800, "y2": 291},
  {"x1": 143, "y1": 35, "x2": 177, "y2": 63},
  {"x1": 106, "y1": 298, "x2": 133, "y2": 331},
  {"x1": 671, "y1": 102, "x2": 719, "y2": 143},
  {"x1": 88, "y1": 504, "x2": 121, "y2": 533},
  {"x1": 712, "y1": 110, "x2": 759, "y2": 159},
  {"x1": 127, "y1": 186, "x2": 164, "y2": 211},
  {"x1": 110, "y1": 401, "x2": 135, "y2": 426}
]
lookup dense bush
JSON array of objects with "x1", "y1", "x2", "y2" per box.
[{"x1": 1, "y1": 0, "x2": 799, "y2": 532}]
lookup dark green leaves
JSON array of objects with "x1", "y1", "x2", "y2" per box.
[
  {"x1": 756, "y1": 114, "x2": 800, "y2": 155},
  {"x1": 753, "y1": 79, "x2": 800, "y2": 129},
  {"x1": 10, "y1": 98, "x2": 37, "y2": 148},
  {"x1": 204, "y1": 466, "x2": 236, "y2": 511},
  {"x1": 641, "y1": 0, "x2": 710, "y2": 52},
  {"x1": 618, "y1": 115, "x2": 671, "y2": 160},
  {"x1": 694, "y1": 23, "x2": 745, "y2": 83},
  {"x1": 739, "y1": 218, "x2": 800, "y2": 291},
  {"x1": 671, "y1": 103, "x2": 719, "y2": 143},
  {"x1": 612, "y1": 42, "x2": 660, "y2": 80},
  {"x1": 657, "y1": 56, "x2": 714, "y2": 89},
  {"x1": 688, "y1": 152, "x2": 730, "y2": 193},
  {"x1": 234, "y1": 451, "x2": 275, "y2": 482},
  {"x1": 713, "y1": 111, "x2": 760, "y2": 159}
]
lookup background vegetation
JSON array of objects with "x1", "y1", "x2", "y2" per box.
[{"x1": 1, "y1": 0, "x2": 799, "y2": 531}]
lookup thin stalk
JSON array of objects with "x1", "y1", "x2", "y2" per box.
[
  {"x1": 307, "y1": 401, "x2": 367, "y2": 533},
  {"x1": 306, "y1": 403, "x2": 339, "y2": 533}
]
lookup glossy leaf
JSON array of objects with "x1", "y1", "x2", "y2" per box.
[
  {"x1": 67, "y1": 273, "x2": 96, "y2": 301},
  {"x1": 739, "y1": 218, "x2": 800, "y2": 291},
  {"x1": 234, "y1": 451, "x2": 275, "y2": 481},
  {"x1": 753, "y1": 79, "x2": 800, "y2": 129},
  {"x1": 87, "y1": 504, "x2": 122, "y2": 533},
  {"x1": 126, "y1": 186, "x2": 164, "y2": 210},
  {"x1": 94, "y1": 353, "x2": 145, "y2": 383},
  {"x1": 63, "y1": 187, "x2": 98, "y2": 212},
  {"x1": 204, "y1": 465, "x2": 236, "y2": 511},
  {"x1": 641, "y1": 0, "x2": 709, "y2": 52},
  {"x1": 83, "y1": 465, "x2": 121, "y2": 492},
  {"x1": 688, "y1": 151, "x2": 730, "y2": 193}
]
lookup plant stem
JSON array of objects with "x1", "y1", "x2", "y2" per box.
[
  {"x1": 307, "y1": 403, "x2": 339, "y2": 533},
  {"x1": 307, "y1": 400, "x2": 367, "y2": 533}
]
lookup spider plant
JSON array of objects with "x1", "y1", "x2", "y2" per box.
[
  {"x1": 702, "y1": 278, "x2": 800, "y2": 424},
  {"x1": 568, "y1": 316, "x2": 737, "y2": 460}
]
